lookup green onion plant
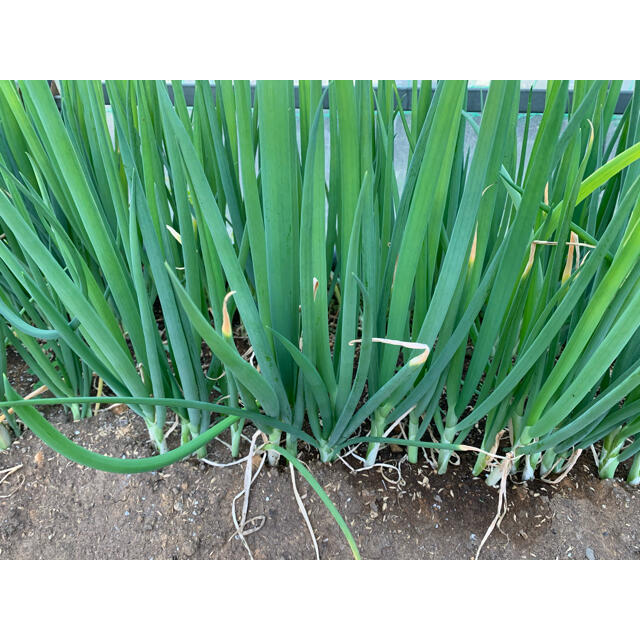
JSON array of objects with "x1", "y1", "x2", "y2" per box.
[{"x1": 1, "y1": 79, "x2": 640, "y2": 491}]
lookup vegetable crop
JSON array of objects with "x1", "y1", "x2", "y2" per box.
[{"x1": 1, "y1": 80, "x2": 640, "y2": 489}]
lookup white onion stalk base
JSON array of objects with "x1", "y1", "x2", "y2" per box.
[{"x1": 267, "y1": 429, "x2": 281, "y2": 465}]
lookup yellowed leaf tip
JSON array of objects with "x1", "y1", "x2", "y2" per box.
[
  {"x1": 409, "y1": 346, "x2": 430, "y2": 367},
  {"x1": 348, "y1": 337, "x2": 430, "y2": 367},
  {"x1": 522, "y1": 243, "x2": 537, "y2": 279},
  {"x1": 482, "y1": 183, "x2": 495, "y2": 197},
  {"x1": 586, "y1": 119, "x2": 595, "y2": 147},
  {"x1": 391, "y1": 254, "x2": 399, "y2": 292},
  {"x1": 221, "y1": 290, "x2": 236, "y2": 339},
  {"x1": 468, "y1": 224, "x2": 478, "y2": 266},
  {"x1": 166, "y1": 225, "x2": 182, "y2": 245},
  {"x1": 562, "y1": 232, "x2": 577, "y2": 284},
  {"x1": 571, "y1": 231, "x2": 580, "y2": 268}
]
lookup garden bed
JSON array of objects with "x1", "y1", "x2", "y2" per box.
[
  {"x1": 2, "y1": 80, "x2": 640, "y2": 560},
  {"x1": 1, "y1": 351, "x2": 638, "y2": 560}
]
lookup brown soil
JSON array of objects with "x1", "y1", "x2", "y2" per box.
[{"x1": 1, "y1": 347, "x2": 639, "y2": 560}]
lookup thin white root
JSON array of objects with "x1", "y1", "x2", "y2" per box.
[
  {"x1": 0, "y1": 464, "x2": 23, "y2": 486},
  {"x1": 348, "y1": 450, "x2": 367, "y2": 464},
  {"x1": 164, "y1": 416, "x2": 180, "y2": 439},
  {"x1": 241, "y1": 345, "x2": 254, "y2": 360},
  {"x1": 339, "y1": 431, "x2": 408, "y2": 485},
  {"x1": 336, "y1": 451, "x2": 358, "y2": 472},
  {"x1": 460, "y1": 428, "x2": 508, "y2": 467},
  {"x1": 337, "y1": 408, "x2": 415, "y2": 473},
  {"x1": 230, "y1": 430, "x2": 267, "y2": 559},
  {"x1": 457, "y1": 445, "x2": 511, "y2": 461},
  {"x1": 336, "y1": 441, "x2": 369, "y2": 472},
  {"x1": 201, "y1": 455, "x2": 252, "y2": 468},
  {"x1": 381, "y1": 455, "x2": 407, "y2": 485},
  {"x1": 541, "y1": 449, "x2": 583, "y2": 484},
  {"x1": 240, "y1": 431, "x2": 263, "y2": 529},
  {"x1": 215, "y1": 431, "x2": 252, "y2": 453},
  {"x1": 236, "y1": 515, "x2": 266, "y2": 537},
  {"x1": 98, "y1": 403, "x2": 124, "y2": 414},
  {"x1": 353, "y1": 456, "x2": 406, "y2": 486},
  {"x1": 215, "y1": 436, "x2": 234, "y2": 452},
  {"x1": 0, "y1": 475, "x2": 24, "y2": 499},
  {"x1": 382, "y1": 405, "x2": 416, "y2": 440},
  {"x1": 0, "y1": 464, "x2": 25, "y2": 499},
  {"x1": 425, "y1": 426, "x2": 439, "y2": 468},
  {"x1": 475, "y1": 451, "x2": 514, "y2": 560},
  {"x1": 289, "y1": 462, "x2": 320, "y2": 560},
  {"x1": 448, "y1": 451, "x2": 461, "y2": 466},
  {"x1": 422, "y1": 445, "x2": 437, "y2": 469},
  {"x1": 356, "y1": 405, "x2": 415, "y2": 473}
]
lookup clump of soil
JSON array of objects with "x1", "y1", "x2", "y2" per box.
[{"x1": 1, "y1": 403, "x2": 638, "y2": 560}]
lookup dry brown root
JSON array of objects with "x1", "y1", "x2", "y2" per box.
[
  {"x1": 0, "y1": 463, "x2": 24, "y2": 499},
  {"x1": 541, "y1": 449, "x2": 583, "y2": 484},
  {"x1": 475, "y1": 451, "x2": 514, "y2": 560},
  {"x1": 0, "y1": 385, "x2": 48, "y2": 424},
  {"x1": 229, "y1": 430, "x2": 267, "y2": 559},
  {"x1": 289, "y1": 462, "x2": 320, "y2": 560}
]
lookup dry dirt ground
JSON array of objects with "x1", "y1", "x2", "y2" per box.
[{"x1": 1, "y1": 349, "x2": 639, "y2": 560}]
